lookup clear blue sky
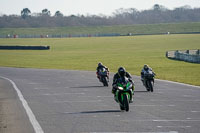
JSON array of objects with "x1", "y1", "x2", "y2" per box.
[{"x1": 1, "y1": 0, "x2": 200, "y2": 16}]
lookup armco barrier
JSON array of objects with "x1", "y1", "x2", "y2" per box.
[
  {"x1": 166, "y1": 49, "x2": 200, "y2": 63},
  {"x1": 0, "y1": 45, "x2": 50, "y2": 50},
  {"x1": 1, "y1": 32, "x2": 200, "y2": 38}
]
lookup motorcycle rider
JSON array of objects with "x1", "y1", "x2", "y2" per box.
[
  {"x1": 141, "y1": 64, "x2": 155, "y2": 85},
  {"x1": 96, "y1": 62, "x2": 109, "y2": 81},
  {"x1": 112, "y1": 67, "x2": 134, "y2": 102}
]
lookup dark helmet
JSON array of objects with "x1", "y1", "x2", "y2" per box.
[
  {"x1": 118, "y1": 67, "x2": 126, "y2": 77},
  {"x1": 98, "y1": 62, "x2": 103, "y2": 67},
  {"x1": 144, "y1": 64, "x2": 149, "y2": 71}
]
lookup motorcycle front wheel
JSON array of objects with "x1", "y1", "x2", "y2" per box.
[
  {"x1": 123, "y1": 94, "x2": 129, "y2": 112},
  {"x1": 150, "y1": 81, "x2": 154, "y2": 92},
  {"x1": 145, "y1": 80, "x2": 150, "y2": 91},
  {"x1": 102, "y1": 77, "x2": 108, "y2": 86}
]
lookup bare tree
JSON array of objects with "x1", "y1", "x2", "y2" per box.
[{"x1": 1, "y1": 5, "x2": 200, "y2": 28}]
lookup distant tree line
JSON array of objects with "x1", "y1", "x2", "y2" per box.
[{"x1": 0, "y1": 4, "x2": 200, "y2": 28}]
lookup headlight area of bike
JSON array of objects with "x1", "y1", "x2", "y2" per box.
[
  {"x1": 118, "y1": 86, "x2": 124, "y2": 90},
  {"x1": 117, "y1": 83, "x2": 132, "y2": 91}
]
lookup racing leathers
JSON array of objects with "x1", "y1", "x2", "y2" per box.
[
  {"x1": 112, "y1": 72, "x2": 134, "y2": 94},
  {"x1": 96, "y1": 65, "x2": 109, "y2": 81}
]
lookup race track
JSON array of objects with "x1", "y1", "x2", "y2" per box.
[{"x1": 0, "y1": 67, "x2": 200, "y2": 133}]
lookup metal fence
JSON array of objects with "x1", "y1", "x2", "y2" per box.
[
  {"x1": 1, "y1": 32, "x2": 200, "y2": 38},
  {"x1": 166, "y1": 50, "x2": 200, "y2": 63},
  {"x1": 0, "y1": 33, "x2": 121, "y2": 38}
]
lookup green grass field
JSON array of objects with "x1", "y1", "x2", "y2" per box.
[
  {"x1": 0, "y1": 34, "x2": 200, "y2": 86},
  {"x1": 1, "y1": 22, "x2": 200, "y2": 36}
]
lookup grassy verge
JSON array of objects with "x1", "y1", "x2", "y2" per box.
[
  {"x1": 1, "y1": 22, "x2": 200, "y2": 36},
  {"x1": 0, "y1": 34, "x2": 200, "y2": 86}
]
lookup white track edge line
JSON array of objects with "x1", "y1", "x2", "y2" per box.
[
  {"x1": 0, "y1": 76, "x2": 44, "y2": 133},
  {"x1": 155, "y1": 78, "x2": 200, "y2": 88},
  {"x1": 133, "y1": 75, "x2": 200, "y2": 88}
]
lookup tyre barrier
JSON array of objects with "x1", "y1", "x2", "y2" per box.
[
  {"x1": 166, "y1": 49, "x2": 200, "y2": 63},
  {"x1": 0, "y1": 45, "x2": 50, "y2": 50}
]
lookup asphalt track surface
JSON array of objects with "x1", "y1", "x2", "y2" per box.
[{"x1": 0, "y1": 67, "x2": 200, "y2": 133}]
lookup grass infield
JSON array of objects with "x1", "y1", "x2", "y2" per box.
[
  {"x1": 0, "y1": 34, "x2": 199, "y2": 86},
  {"x1": 1, "y1": 22, "x2": 200, "y2": 36}
]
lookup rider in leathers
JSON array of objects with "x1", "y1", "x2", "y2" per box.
[
  {"x1": 141, "y1": 64, "x2": 155, "y2": 85},
  {"x1": 96, "y1": 62, "x2": 109, "y2": 81},
  {"x1": 112, "y1": 67, "x2": 134, "y2": 102}
]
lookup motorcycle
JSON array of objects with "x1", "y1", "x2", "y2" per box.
[
  {"x1": 114, "y1": 77, "x2": 134, "y2": 112},
  {"x1": 97, "y1": 68, "x2": 109, "y2": 86},
  {"x1": 143, "y1": 70, "x2": 155, "y2": 92}
]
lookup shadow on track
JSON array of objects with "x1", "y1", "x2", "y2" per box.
[
  {"x1": 134, "y1": 90, "x2": 148, "y2": 93},
  {"x1": 71, "y1": 85, "x2": 106, "y2": 88},
  {"x1": 65, "y1": 110, "x2": 121, "y2": 115}
]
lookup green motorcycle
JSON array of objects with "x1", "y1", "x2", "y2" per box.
[{"x1": 114, "y1": 77, "x2": 134, "y2": 112}]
